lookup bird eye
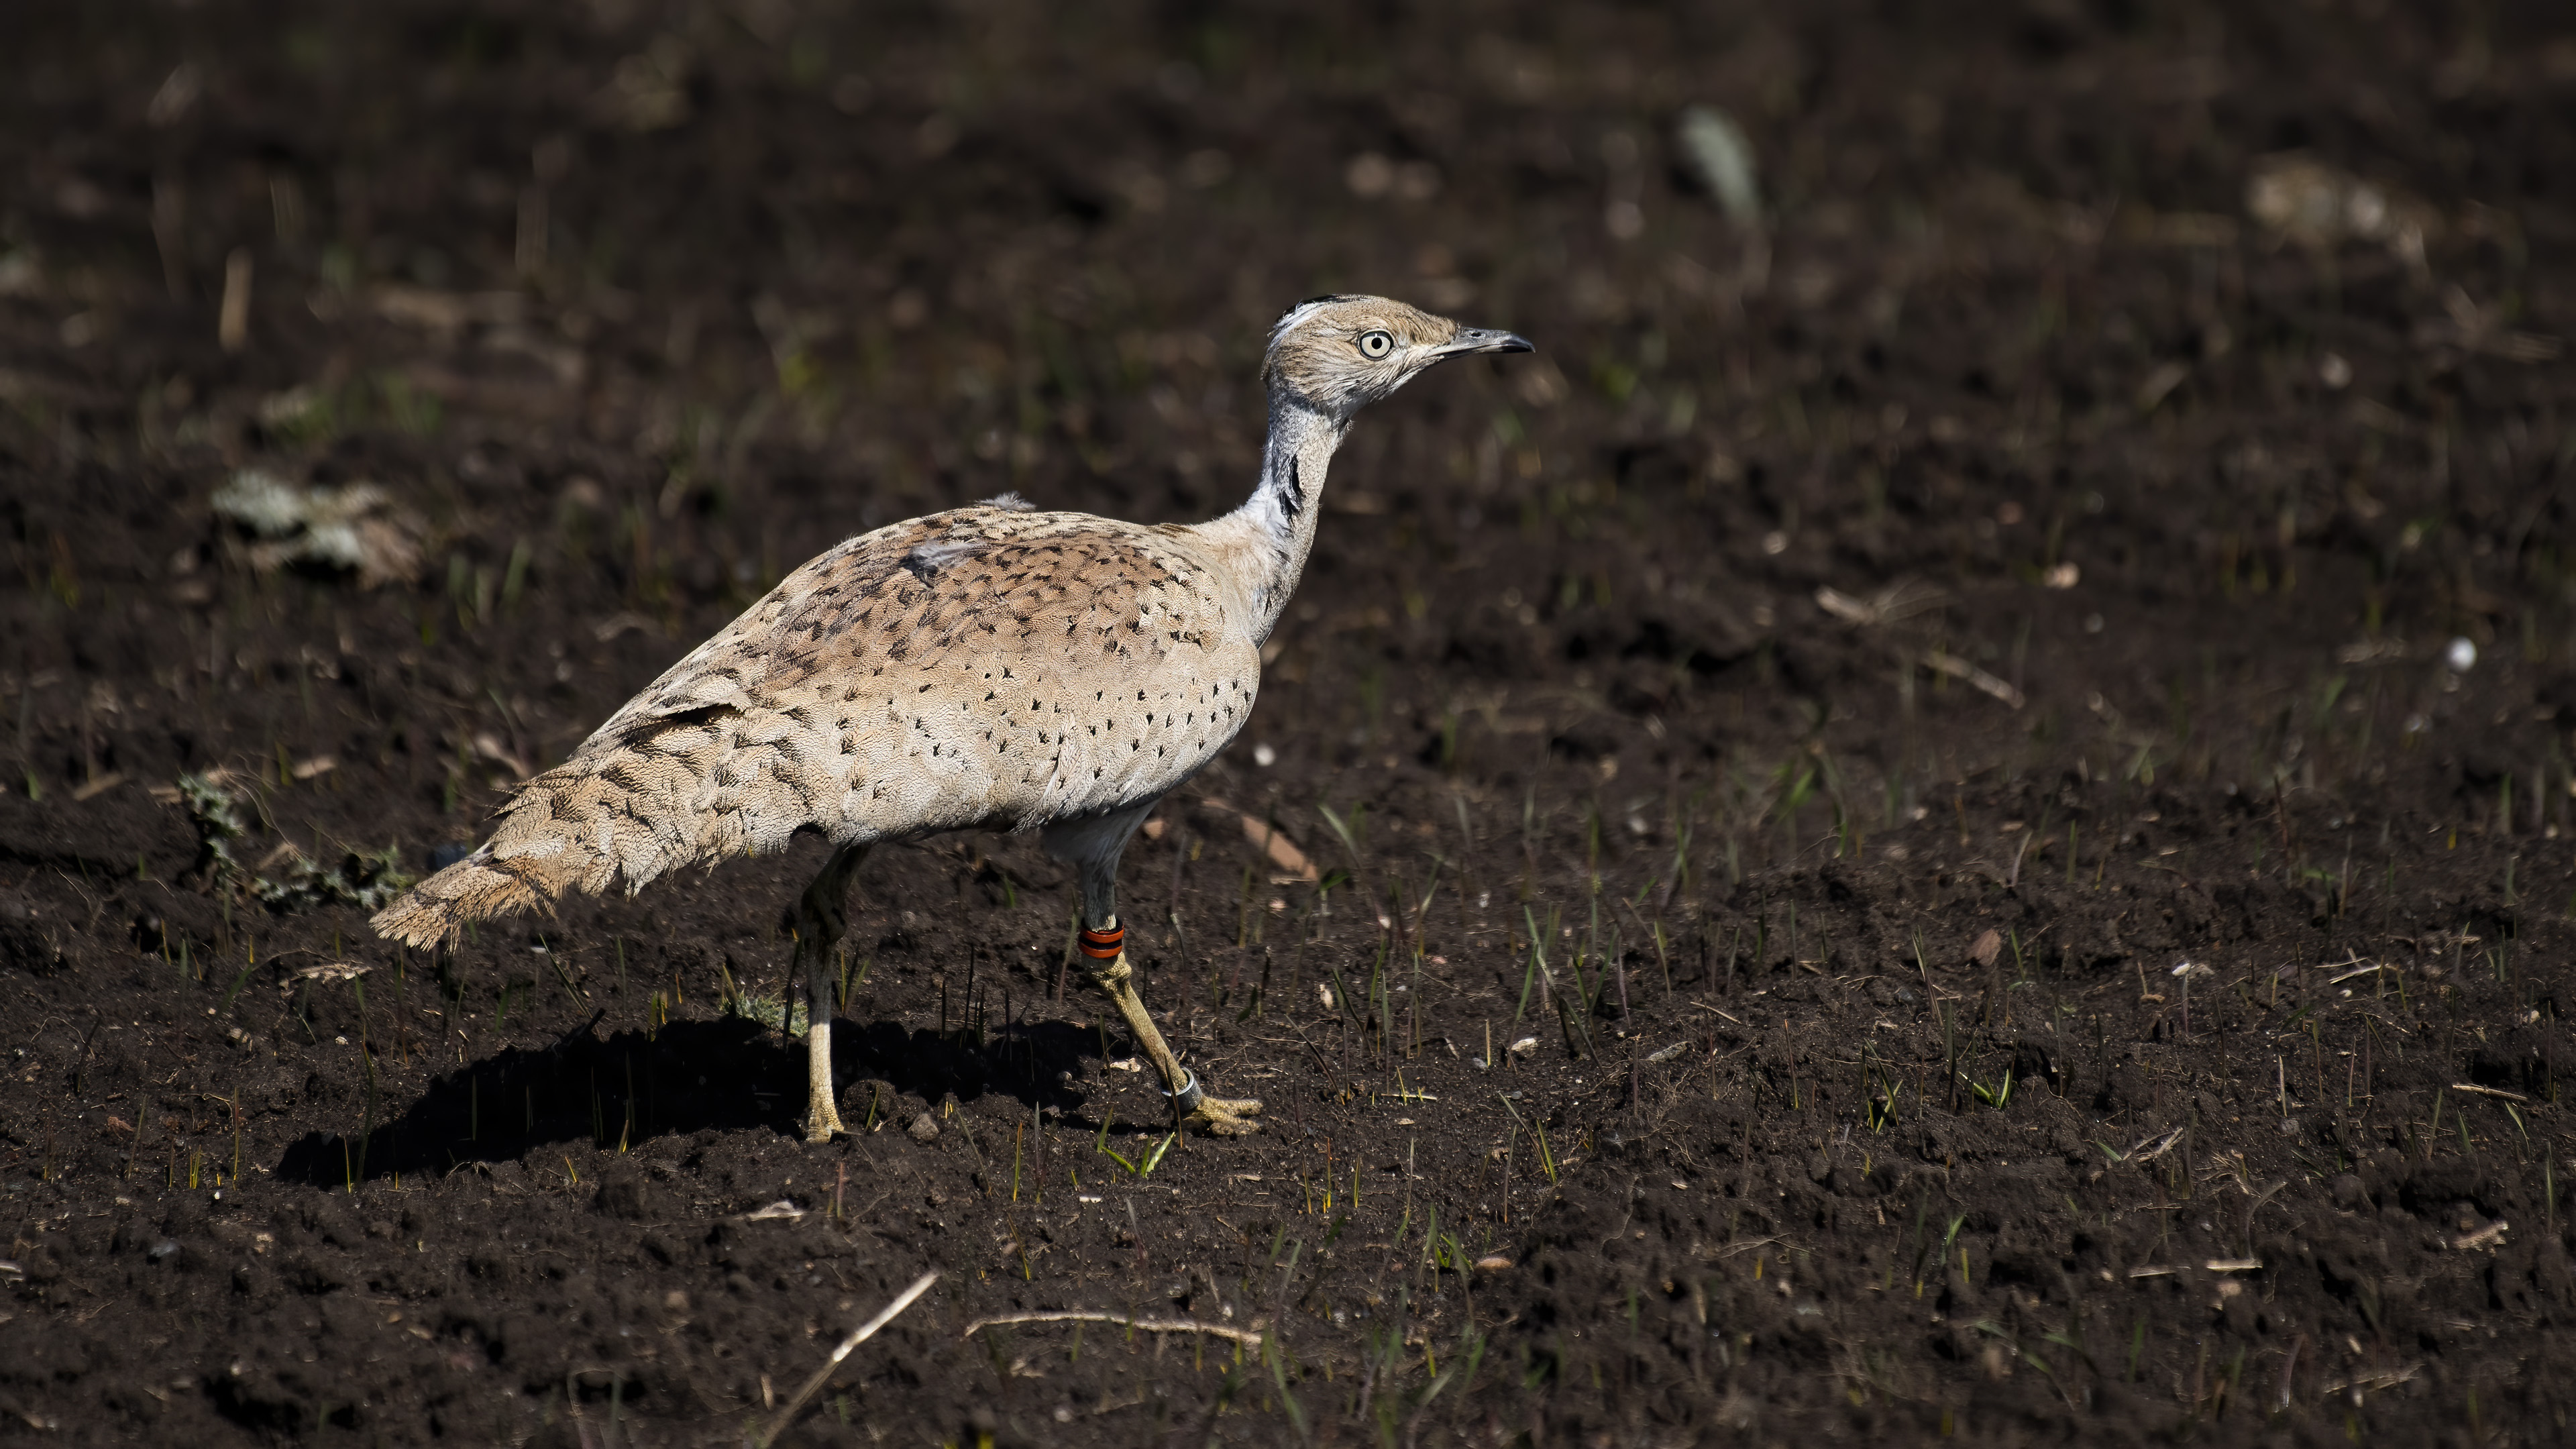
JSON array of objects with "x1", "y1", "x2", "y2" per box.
[{"x1": 1357, "y1": 330, "x2": 1394, "y2": 360}]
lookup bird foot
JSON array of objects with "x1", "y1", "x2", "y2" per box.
[
  {"x1": 1182, "y1": 1093, "x2": 1263, "y2": 1136},
  {"x1": 804, "y1": 1090, "x2": 845, "y2": 1144}
]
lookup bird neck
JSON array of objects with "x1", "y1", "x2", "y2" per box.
[{"x1": 1197, "y1": 394, "x2": 1346, "y2": 643}]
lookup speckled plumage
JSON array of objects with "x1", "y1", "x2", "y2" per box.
[
  {"x1": 374, "y1": 294, "x2": 1531, "y2": 1141},
  {"x1": 375, "y1": 502, "x2": 1262, "y2": 936}
]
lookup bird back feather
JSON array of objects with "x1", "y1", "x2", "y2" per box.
[{"x1": 371, "y1": 500, "x2": 1261, "y2": 947}]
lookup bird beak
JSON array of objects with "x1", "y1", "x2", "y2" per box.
[{"x1": 1433, "y1": 327, "x2": 1535, "y2": 358}]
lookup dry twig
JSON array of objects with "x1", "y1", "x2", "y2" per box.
[
  {"x1": 1923, "y1": 651, "x2": 2025, "y2": 709},
  {"x1": 961, "y1": 1309, "x2": 1267, "y2": 1348},
  {"x1": 757, "y1": 1269, "x2": 938, "y2": 1446}
]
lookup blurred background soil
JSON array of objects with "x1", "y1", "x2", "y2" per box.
[{"x1": 5, "y1": 1, "x2": 2576, "y2": 1443}]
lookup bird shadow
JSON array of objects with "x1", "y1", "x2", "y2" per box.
[{"x1": 272, "y1": 1008, "x2": 1110, "y2": 1187}]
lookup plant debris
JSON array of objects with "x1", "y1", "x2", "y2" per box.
[
  {"x1": 177, "y1": 772, "x2": 412, "y2": 912},
  {"x1": 210, "y1": 469, "x2": 425, "y2": 586}
]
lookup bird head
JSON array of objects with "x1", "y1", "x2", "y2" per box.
[{"x1": 1260, "y1": 294, "x2": 1532, "y2": 419}]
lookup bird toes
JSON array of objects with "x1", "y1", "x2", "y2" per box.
[{"x1": 1185, "y1": 1095, "x2": 1264, "y2": 1137}]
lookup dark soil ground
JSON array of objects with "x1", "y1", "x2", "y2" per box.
[{"x1": 7, "y1": 1, "x2": 2576, "y2": 1444}]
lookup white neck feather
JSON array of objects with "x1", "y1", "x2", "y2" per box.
[{"x1": 1185, "y1": 394, "x2": 1346, "y2": 644}]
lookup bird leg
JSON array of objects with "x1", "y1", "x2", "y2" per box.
[
  {"x1": 1049, "y1": 808, "x2": 1260, "y2": 1135},
  {"x1": 1079, "y1": 916, "x2": 1262, "y2": 1136},
  {"x1": 790, "y1": 843, "x2": 869, "y2": 1143}
]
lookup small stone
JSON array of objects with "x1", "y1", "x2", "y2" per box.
[
  {"x1": 907, "y1": 1112, "x2": 940, "y2": 1144},
  {"x1": 1473, "y1": 1254, "x2": 1514, "y2": 1273}
]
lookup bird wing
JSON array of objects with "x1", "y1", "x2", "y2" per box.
[{"x1": 738, "y1": 505, "x2": 1264, "y2": 836}]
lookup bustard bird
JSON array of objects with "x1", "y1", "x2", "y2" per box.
[{"x1": 373, "y1": 296, "x2": 1532, "y2": 1141}]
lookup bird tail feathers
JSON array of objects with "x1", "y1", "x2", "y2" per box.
[
  {"x1": 371, "y1": 847, "x2": 551, "y2": 947},
  {"x1": 370, "y1": 757, "x2": 708, "y2": 947},
  {"x1": 367, "y1": 697, "x2": 820, "y2": 948}
]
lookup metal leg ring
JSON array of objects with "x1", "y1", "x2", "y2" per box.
[{"x1": 1161, "y1": 1069, "x2": 1205, "y2": 1114}]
